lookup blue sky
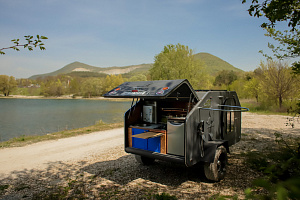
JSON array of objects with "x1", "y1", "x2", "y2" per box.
[{"x1": 1, "y1": 0, "x2": 273, "y2": 78}]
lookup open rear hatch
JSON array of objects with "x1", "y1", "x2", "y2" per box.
[
  {"x1": 103, "y1": 79, "x2": 199, "y2": 101},
  {"x1": 104, "y1": 79, "x2": 201, "y2": 166}
]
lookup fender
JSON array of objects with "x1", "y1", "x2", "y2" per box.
[{"x1": 201, "y1": 140, "x2": 229, "y2": 163}]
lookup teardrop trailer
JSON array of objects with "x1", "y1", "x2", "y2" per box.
[{"x1": 104, "y1": 79, "x2": 248, "y2": 181}]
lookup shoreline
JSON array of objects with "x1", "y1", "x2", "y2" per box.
[
  {"x1": 0, "y1": 122, "x2": 124, "y2": 149},
  {"x1": 0, "y1": 95, "x2": 131, "y2": 101}
]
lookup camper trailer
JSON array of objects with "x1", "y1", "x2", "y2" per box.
[{"x1": 104, "y1": 79, "x2": 248, "y2": 181}]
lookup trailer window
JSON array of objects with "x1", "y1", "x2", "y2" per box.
[{"x1": 227, "y1": 112, "x2": 234, "y2": 133}]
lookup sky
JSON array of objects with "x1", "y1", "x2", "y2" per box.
[{"x1": 0, "y1": 0, "x2": 275, "y2": 78}]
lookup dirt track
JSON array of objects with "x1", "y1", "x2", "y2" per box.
[{"x1": 0, "y1": 113, "x2": 299, "y2": 199}]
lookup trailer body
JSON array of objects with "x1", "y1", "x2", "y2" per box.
[{"x1": 104, "y1": 79, "x2": 247, "y2": 181}]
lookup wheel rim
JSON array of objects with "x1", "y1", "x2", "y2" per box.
[{"x1": 217, "y1": 154, "x2": 226, "y2": 176}]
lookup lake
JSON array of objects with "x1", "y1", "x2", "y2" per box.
[{"x1": 0, "y1": 99, "x2": 131, "y2": 141}]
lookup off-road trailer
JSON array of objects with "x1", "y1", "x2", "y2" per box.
[{"x1": 104, "y1": 79, "x2": 248, "y2": 181}]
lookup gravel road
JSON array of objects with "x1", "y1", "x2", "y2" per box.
[{"x1": 0, "y1": 113, "x2": 299, "y2": 199}]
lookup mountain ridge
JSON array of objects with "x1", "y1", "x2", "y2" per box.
[{"x1": 29, "y1": 53, "x2": 243, "y2": 79}]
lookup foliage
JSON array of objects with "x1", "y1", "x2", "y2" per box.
[
  {"x1": 242, "y1": 0, "x2": 300, "y2": 74},
  {"x1": 0, "y1": 35, "x2": 48, "y2": 55},
  {"x1": 243, "y1": 77, "x2": 261, "y2": 102},
  {"x1": 255, "y1": 60, "x2": 299, "y2": 109},
  {"x1": 41, "y1": 78, "x2": 65, "y2": 97},
  {"x1": 243, "y1": 132, "x2": 300, "y2": 200},
  {"x1": 81, "y1": 78, "x2": 103, "y2": 98},
  {"x1": 154, "y1": 192, "x2": 177, "y2": 200},
  {"x1": 242, "y1": 0, "x2": 300, "y2": 29},
  {"x1": 259, "y1": 28, "x2": 300, "y2": 73},
  {"x1": 128, "y1": 74, "x2": 147, "y2": 82},
  {"x1": 103, "y1": 74, "x2": 124, "y2": 94},
  {"x1": 213, "y1": 132, "x2": 300, "y2": 200},
  {"x1": 150, "y1": 43, "x2": 209, "y2": 89},
  {"x1": 260, "y1": 28, "x2": 300, "y2": 59},
  {"x1": 213, "y1": 70, "x2": 238, "y2": 87},
  {"x1": 0, "y1": 75, "x2": 17, "y2": 96}
]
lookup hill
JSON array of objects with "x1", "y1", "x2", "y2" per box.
[
  {"x1": 29, "y1": 62, "x2": 152, "y2": 79},
  {"x1": 194, "y1": 53, "x2": 243, "y2": 75},
  {"x1": 29, "y1": 53, "x2": 243, "y2": 79}
]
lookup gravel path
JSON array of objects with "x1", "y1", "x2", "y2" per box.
[
  {"x1": 0, "y1": 113, "x2": 299, "y2": 199},
  {"x1": 0, "y1": 128, "x2": 124, "y2": 178}
]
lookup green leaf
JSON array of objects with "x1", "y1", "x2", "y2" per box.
[
  {"x1": 276, "y1": 186, "x2": 288, "y2": 200},
  {"x1": 253, "y1": 179, "x2": 272, "y2": 190},
  {"x1": 41, "y1": 36, "x2": 48, "y2": 39}
]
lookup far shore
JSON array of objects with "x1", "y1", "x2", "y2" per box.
[{"x1": 0, "y1": 95, "x2": 130, "y2": 101}]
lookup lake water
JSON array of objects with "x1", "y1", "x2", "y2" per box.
[{"x1": 0, "y1": 99, "x2": 131, "y2": 141}]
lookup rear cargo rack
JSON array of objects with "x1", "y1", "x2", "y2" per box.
[{"x1": 199, "y1": 105, "x2": 249, "y2": 112}]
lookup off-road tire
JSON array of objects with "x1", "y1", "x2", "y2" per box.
[
  {"x1": 204, "y1": 145, "x2": 228, "y2": 181},
  {"x1": 135, "y1": 155, "x2": 155, "y2": 165}
]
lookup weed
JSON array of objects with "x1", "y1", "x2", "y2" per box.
[
  {"x1": 0, "y1": 185, "x2": 9, "y2": 191},
  {"x1": 0, "y1": 184, "x2": 9, "y2": 195},
  {"x1": 154, "y1": 192, "x2": 177, "y2": 200}
]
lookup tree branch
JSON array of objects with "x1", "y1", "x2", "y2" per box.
[{"x1": 0, "y1": 35, "x2": 48, "y2": 55}]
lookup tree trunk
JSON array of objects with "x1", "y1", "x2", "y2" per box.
[{"x1": 279, "y1": 95, "x2": 283, "y2": 108}]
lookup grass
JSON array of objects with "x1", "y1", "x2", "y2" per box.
[
  {"x1": 240, "y1": 99, "x2": 293, "y2": 116},
  {"x1": 0, "y1": 121, "x2": 123, "y2": 148}
]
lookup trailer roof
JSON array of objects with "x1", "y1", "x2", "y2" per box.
[{"x1": 103, "y1": 79, "x2": 199, "y2": 100}]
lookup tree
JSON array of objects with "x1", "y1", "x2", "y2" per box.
[
  {"x1": 150, "y1": 43, "x2": 206, "y2": 88},
  {"x1": 81, "y1": 78, "x2": 103, "y2": 98},
  {"x1": 0, "y1": 35, "x2": 48, "y2": 55},
  {"x1": 69, "y1": 78, "x2": 81, "y2": 95},
  {"x1": 0, "y1": 75, "x2": 17, "y2": 96},
  {"x1": 244, "y1": 77, "x2": 261, "y2": 102},
  {"x1": 129, "y1": 74, "x2": 147, "y2": 82},
  {"x1": 103, "y1": 74, "x2": 124, "y2": 94},
  {"x1": 242, "y1": 0, "x2": 300, "y2": 74},
  {"x1": 256, "y1": 60, "x2": 299, "y2": 108},
  {"x1": 242, "y1": 0, "x2": 300, "y2": 29},
  {"x1": 213, "y1": 70, "x2": 238, "y2": 87}
]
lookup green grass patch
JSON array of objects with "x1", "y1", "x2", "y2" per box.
[
  {"x1": 0, "y1": 122, "x2": 123, "y2": 149},
  {"x1": 240, "y1": 99, "x2": 291, "y2": 115}
]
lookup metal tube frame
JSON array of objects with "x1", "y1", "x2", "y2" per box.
[{"x1": 198, "y1": 105, "x2": 249, "y2": 112}]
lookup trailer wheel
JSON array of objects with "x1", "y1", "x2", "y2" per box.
[
  {"x1": 135, "y1": 155, "x2": 155, "y2": 165},
  {"x1": 204, "y1": 145, "x2": 228, "y2": 181}
]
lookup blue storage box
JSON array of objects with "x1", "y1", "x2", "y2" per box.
[
  {"x1": 131, "y1": 128, "x2": 161, "y2": 153},
  {"x1": 132, "y1": 128, "x2": 148, "y2": 150},
  {"x1": 148, "y1": 137, "x2": 161, "y2": 153}
]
